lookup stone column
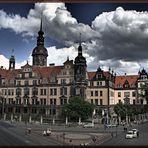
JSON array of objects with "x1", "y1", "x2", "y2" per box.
[
  {"x1": 11, "y1": 114, "x2": 13, "y2": 122},
  {"x1": 52, "y1": 116, "x2": 55, "y2": 125},
  {"x1": 126, "y1": 115, "x2": 128, "y2": 124},
  {"x1": 3, "y1": 113, "x2": 6, "y2": 120},
  {"x1": 19, "y1": 115, "x2": 22, "y2": 122},
  {"x1": 118, "y1": 116, "x2": 121, "y2": 124},
  {"x1": 40, "y1": 115, "x2": 43, "y2": 124},
  {"x1": 29, "y1": 115, "x2": 32, "y2": 123},
  {"x1": 78, "y1": 117, "x2": 81, "y2": 125},
  {"x1": 65, "y1": 117, "x2": 68, "y2": 125}
]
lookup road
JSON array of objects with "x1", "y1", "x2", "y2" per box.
[
  {"x1": 101, "y1": 122, "x2": 148, "y2": 145},
  {"x1": 0, "y1": 121, "x2": 63, "y2": 145}
]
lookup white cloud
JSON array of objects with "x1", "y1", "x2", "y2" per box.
[
  {"x1": 1, "y1": 4, "x2": 148, "y2": 75},
  {"x1": 0, "y1": 54, "x2": 9, "y2": 69}
]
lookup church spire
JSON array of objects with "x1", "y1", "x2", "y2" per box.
[
  {"x1": 37, "y1": 13, "x2": 44, "y2": 46},
  {"x1": 79, "y1": 33, "x2": 82, "y2": 46},
  {"x1": 78, "y1": 33, "x2": 82, "y2": 56},
  {"x1": 40, "y1": 12, "x2": 43, "y2": 32}
]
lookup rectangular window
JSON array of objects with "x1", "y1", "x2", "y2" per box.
[
  {"x1": 133, "y1": 99, "x2": 136, "y2": 105},
  {"x1": 100, "y1": 99, "x2": 103, "y2": 105},
  {"x1": 33, "y1": 80, "x2": 37, "y2": 85},
  {"x1": 54, "y1": 99, "x2": 56, "y2": 105},
  {"x1": 8, "y1": 89, "x2": 11, "y2": 95},
  {"x1": 54, "y1": 88, "x2": 57, "y2": 95},
  {"x1": 100, "y1": 81, "x2": 102, "y2": 86},
  {"x1": 40, "y1": 99, "x2": 43, "y2": 105},
  {"x1": 40, "y1": 89, "x2": 43, "y2": 95},
  {"x1": 61, "y1": 79, "x2": 66, "y2": 84},
  {"x1": 118, "y1": 92, "x2": 121, "y2": 97},
  {"x1": 32, "y1": 99, "x2": 35, "y2": 105},
  {"x1": 91, "y1": 91, "x2": 93, "y2": 96},
  {"x1": 44, "y1": 89, "x2": 46, "y2": 95},
  {"x1": 118, "y1": 99, "x2": 121, "y2": 103},
  {"x1": 124, "y1": 92, "x2": 130, "y2": 97},
  {"x1": 95, "y1": 91, "x2": 98, "y2": 96},
  {"x1": 41, "y1": 89, "x2": 46, "y2": 95},
  {"x1": 50, "y1": 99, "x2": 53, "y2": 105},
  {"x1": 100, "y1": 91, "x2": 103, "y2": 97},
  {"x1": 97, "y1": 82, "x2": 99, "y2": 86},
  {"x1": 140, "y1": 99, "x2": 143, "y2": 105},
  {"x1": 60, "y1": 99, "x2": 63, "y2": 105},
  {"x1": 64, "y1": 88, "x2": 67, "y2": 95},
  {"x1": 95, "y1": 99, "x2": 98, "y2": 105},
  {"x1": 132, "y1": 92, "x2": 136, "y2": 97},
  {"x1": 17, "y1": 81, "x2": 21, "y2": 86},
  {"x1": 44, "y1": 99, "x2": 46, "y2": 105},
  {"x1": 91, "y1": 99, "x2": 93, "y2": 104},
  {"x1": 60, "y1": 88, "x2": 63, "y2": 95},
  {"x1": 24, "y1": 87, "x2": 29, "y2": 96},
  {"x1": 50, "y1": 89, "x2": 53, "y2": 96}
]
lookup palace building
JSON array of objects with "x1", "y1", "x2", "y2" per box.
[{"x1": 0, "y1": 19, "x2": 147, "y2": 122}]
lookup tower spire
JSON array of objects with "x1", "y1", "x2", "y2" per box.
[
  {"x1": 37, "y1": 12, "x2": 44, "y2": 46},
  {"x1": 78, "y1": 33, "x2": 82, "y2": 56},
  {"x1": 79, "y1": 33, "x2": 82, "y2": 46},
  {"x1": 40, "y1": 12, "x2": 43, "y2": 32}
]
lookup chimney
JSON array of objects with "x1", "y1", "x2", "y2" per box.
[{"x1": 125, "y1": 73, "x2": 126, "y2": 75}]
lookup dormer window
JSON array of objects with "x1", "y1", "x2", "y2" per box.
[
  {"x1": 141, "y1": 75, "x2": 147, "y2": 79},
  {"x1": 124, "y1": 84, "x2": 129, "y2": 88},
  {"x1": 124, "y1": 80, "x2": 129, "y2": 88},
  {"x1": 98, "y1": 74, "x2": 102, "y2": 78}
]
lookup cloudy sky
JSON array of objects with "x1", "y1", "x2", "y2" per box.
[{"x1": 1, "y1": 3, "x2": 148, "y2": 75}]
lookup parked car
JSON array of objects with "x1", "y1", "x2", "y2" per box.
[
  {"x1": 83, "y1": 123, "x2": 94, "y2": 128},
  {"x1": 132, "y1": 129, "x2": 139, "y2": 138},
  {"x1": 125, "y1": 131, "x2": 134, "y2": 139}
]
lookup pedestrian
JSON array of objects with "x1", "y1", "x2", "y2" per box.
[
  {"x1": 111, "y1": 132, "x2": 113, "y2": 138},
  {"x1": 137, "y1": 131, "x2": 139, "y2": 138},
  {"x1": 92, "y1": 136, "x2": 96, "y2": 143}
]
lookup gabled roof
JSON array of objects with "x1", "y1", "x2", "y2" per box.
[
  {"x1": 115, "y1": 75, "x2": 139, "y2": 88},
  {"x1": 0, "y1": 68, "x2": 20, "y2": 80},
  {"x1": 87, "y1": 71, "x2": 110, "y2": 80},
  {"x1": 33, "y1": 66, "x2": 63, "y2": 79},
  {"x1": 0, "y1": 65, "x2": 63, "y2": 81}
]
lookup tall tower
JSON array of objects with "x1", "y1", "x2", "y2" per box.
[
  {"x1": 9, "y1": 49, "x2": 15, "y2": 70},
  {"x1": 73, "y1": 33, "x2": 87, "y2": 99},
  {"x1": 32, "y1": 14, "x2": 48, "y2": 67}
]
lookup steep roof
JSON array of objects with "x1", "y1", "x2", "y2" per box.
[
  {"x1": 33, "y1": 66, "x2": 62, "y2": 79},
  {"x1": 87, "y1": 72, "x2": 96, "y2": 80},
  {"x1": 115, "y1": 75, "x2": 139, "y2": 88},
  {"x1": 0, "y1": 65, "x2": 63, "y2": 80},
  {"x1": 87, "y1": 71, "x2": 110, "y2": 80}
]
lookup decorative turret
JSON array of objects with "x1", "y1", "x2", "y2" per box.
[
  {"x1": 32, "y1": 14, "x2": 48, "y2": 67},
  {"x1": 9, "y1": 49, "x2": 15, "y2": 70}
]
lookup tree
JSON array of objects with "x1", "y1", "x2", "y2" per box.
[
  {"x1": 62, "y1": 96, "x2": 94, "y2": 121},
  {"x1": 114, "y1": 102, "x2": 132, "y2": 120}
]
